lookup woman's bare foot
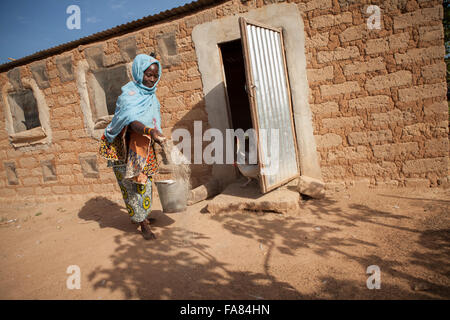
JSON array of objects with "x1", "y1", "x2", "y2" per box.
[
  {"x1": 132, "y1": 217, "x2": 155, "y2": 225},
  {"x1": 139, "y1": 220, "x2": 156, "y2": 240}
]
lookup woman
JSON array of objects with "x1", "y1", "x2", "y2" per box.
[{"x1": 99, "y1": 53, "x2": 166, "y2": 240}]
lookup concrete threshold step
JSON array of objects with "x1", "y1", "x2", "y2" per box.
[{"x1": 206, "y1": 181, "x2": 300, "y2": 215}]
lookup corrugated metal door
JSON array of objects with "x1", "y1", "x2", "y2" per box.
[{"x1": 239, "y1": 17, "x2": 299, "y2": 193}]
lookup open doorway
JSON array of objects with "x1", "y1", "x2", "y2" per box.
[
  {"x1": 219, "y1": 39, "x2": 256, "y2": 184},
  {"x1": 219, "y1": 39, "x2": 253, "y2": 132}
]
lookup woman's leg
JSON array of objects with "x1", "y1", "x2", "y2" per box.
[
  {"x1": 113, "y1": 166, "x2": 156, "y2": 240},
  {"x1": 133, "y1": 177, "x2": 156, "y2": 240}
]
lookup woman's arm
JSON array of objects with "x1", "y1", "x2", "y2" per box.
[
  {"x1": 129, "y1": 121, "x2": 150, "y2": 135},
  {"x1": 129, "y1": 121, "x2": 166, "y2": 143}
]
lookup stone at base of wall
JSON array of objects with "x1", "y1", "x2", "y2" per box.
[
  {"x1": 347, "y1": 179, "x2": 372, "y2": 189},
  {"x1": 297, "y1": 175, "x2": 325, "y2": 199},
  {"x1": 324, "y1": 177, "x2": 446, "y2": 191},
  {"x1": 375, "y1": 180, "x2": 400, "y2": 187},
  {"x1": 325, "y1": 179, "x2": 374, "y2": 193},
  {"x1": 325, "y1": 181, "x2": 347, "y2": 192},
  {"x1": 404, "y1": 178, "x2": 431, "y2": 188}
]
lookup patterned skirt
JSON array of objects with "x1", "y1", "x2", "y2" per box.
[
  {"x1": 99, "y1": 129, "x2": 159, "y2": 224},
  {"x1": 112, "y1": 164, "x2": 153, "y2": 223}
]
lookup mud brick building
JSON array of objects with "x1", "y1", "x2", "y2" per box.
[{"x1": 0, "y1": 0, "x2": 448, "y2": 204}]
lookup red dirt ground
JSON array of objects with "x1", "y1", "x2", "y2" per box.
[{"x1": 0, "y1": 184, "x2": 449, "y2": 299}]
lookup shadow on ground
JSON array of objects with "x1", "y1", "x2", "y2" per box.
[
  {"x1": 79, "y1": 192, "x2": 450, "y2": 299},
  {"x1": 78, "y1": 196, "x2": 174, "y2": 232},
  {"x1": 299, "y1": 195, "x2": 450, "y2": 299}
]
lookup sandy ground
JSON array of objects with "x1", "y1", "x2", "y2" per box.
[{"x1": 0, "y1": 183, "x2": 449, "y2": 300}]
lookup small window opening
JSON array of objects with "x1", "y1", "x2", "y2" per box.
[
  {"x1": 87, "y1": 64, "x2": 130, "y2": 121},
  {"x1": 7, "y1": 89, "x2": 41, "y2": 133}
]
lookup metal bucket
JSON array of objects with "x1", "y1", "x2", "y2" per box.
[{"x1": 155, "y1": 180, "x2": 187, "y2": 213}]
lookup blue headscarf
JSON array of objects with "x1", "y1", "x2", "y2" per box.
[{"x1": 104, "y1": 54, "x2": 162, "y2": 143}]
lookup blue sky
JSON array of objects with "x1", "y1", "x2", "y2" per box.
[{"x1": 0, "y1": 0, "x2": 193, "y2": 65}]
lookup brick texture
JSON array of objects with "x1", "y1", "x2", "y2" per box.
[{"x1": 0, "y1": 0, "x2": 448, "y2": 203}]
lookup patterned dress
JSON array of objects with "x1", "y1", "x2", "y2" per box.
[{"x1": 99, "y1": 130, "x2": 159, "y2": 223}]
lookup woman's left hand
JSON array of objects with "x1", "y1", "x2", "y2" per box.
[{"x1": 150, "y1": 128, "x2": 166, "y2": 144}]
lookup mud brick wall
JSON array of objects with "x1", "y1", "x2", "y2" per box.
[
  {"x1": 0, "y1": 9, "x2": 213, "y2": 204},
  {"x1": 0, "y1": 0, "x2": 448, "y2": 204},
  {"x1": 300, "y1": 0, "x2": 448, "y2": 187}
]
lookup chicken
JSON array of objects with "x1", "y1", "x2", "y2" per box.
[{"x1": 234, "y1": 135, "x2": 259, "y2": 187}]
